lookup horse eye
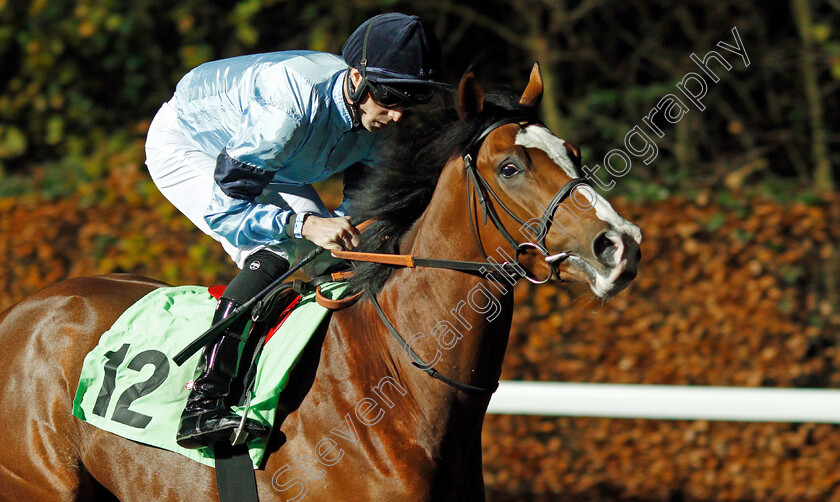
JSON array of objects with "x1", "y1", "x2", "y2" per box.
[{"x1": 500, "y1": 163, "x2": 520, "y2": 178}]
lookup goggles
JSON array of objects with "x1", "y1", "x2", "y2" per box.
[{"x1": 368, "y1": 82, "x2": 435, "y2": 108}]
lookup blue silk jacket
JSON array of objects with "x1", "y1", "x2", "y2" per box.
[{"x1": 170, "y1": 50, "x2": 378, "y2": 248}]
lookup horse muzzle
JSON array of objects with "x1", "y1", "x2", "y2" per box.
[{"x1": 546, "y1": 227, "x2": 642, "y2": 297}]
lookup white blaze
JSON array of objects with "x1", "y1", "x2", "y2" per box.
[
  {"x1": 514, "y1": 125, "x2": 642, "y2": 244},
  {"x1": 514, "y1": 125, "x2": 578, "y2": 179}
]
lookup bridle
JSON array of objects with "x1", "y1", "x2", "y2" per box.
[
  {"x1": 335, "y1": 116, "x2": 592, "y2": 395},
  {"x1": 462, "y1": 117, "x2": 591, "y2": 284}
]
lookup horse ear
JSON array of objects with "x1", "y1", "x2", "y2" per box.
[
  {"x1": 519, "y1": 62, "x2": 543, "y2": 107},
  {"x1": 458, "y1": 73, "x2": 485, "y2": 120}
]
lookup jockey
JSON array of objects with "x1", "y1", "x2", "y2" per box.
[{"x1": 144, "y1": 13, "x2": 445, "y2": 449}]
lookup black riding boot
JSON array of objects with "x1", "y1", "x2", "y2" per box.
[{"x1": 176, "y1": 298, "x2": 270, "y2": 449}]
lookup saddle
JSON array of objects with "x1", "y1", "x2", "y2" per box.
[{"x1": 212, "y1": 267, "x2": 362, "y2": 445}]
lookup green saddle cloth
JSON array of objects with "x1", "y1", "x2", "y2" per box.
[{"x1": 72, "y1": 282, "x2": 347, "y2": 468}]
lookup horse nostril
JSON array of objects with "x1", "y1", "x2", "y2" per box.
[
  {"x1": 618, "y1": 268, "x2": 637, "y2": 284},
  {"x1": 593, "y1": 231, "x2": 617, "y2": 267}
]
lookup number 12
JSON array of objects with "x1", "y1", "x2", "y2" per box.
[{"x1": 91, "y1": 343, "x2": 170, "y2": 429}]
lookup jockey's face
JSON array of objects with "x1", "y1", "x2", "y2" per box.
[
  {"x1": 359, "y1": 97, "x2": 404, "y2": 132},
  {"x1": 348, "y1": 69, "x2": 405, "y2": 132}
]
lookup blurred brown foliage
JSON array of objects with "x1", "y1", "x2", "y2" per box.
[
  {"x1": 485, "y1": 195, "x2": 840, "y2": 501},
  {"x1": 2, "y1": 164, "x2": 839, "y2": 500},
  {"x1": 0, "y1": 151, "x2": 234, "y2": 308}
]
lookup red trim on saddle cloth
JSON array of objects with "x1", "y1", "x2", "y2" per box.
[
  {"x1": 208, "y1": 285, "x2": 302, "y2": 344},
  {"x1": 208, "y1": 285, "x2": 227, "y2": 299},
  {"x1": 265, "y1": 295, "x2": 302, "y2": 344}
]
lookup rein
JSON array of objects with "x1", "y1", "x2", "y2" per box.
[
  {"x1": 329, "y1": 249, "x2": 522, "y2": 279},
  {"x1": 322, "y1": 116, "x2": 591, "y2": 396},
  {"x1": 366, "y1": 290, "x2": 498, "y2": 395}
]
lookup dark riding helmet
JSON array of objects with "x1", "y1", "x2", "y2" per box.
[{"x1": 342, "y1": 13, "x2": 445, "y2": 108}]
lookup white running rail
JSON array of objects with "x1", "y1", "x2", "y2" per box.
[{"x1": 487, "y1": 381, "x2": 840, "y2": 423}]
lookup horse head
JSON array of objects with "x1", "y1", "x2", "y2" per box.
[{"x1": 455, "y1": 63, "x2": 642, "y2": 298}]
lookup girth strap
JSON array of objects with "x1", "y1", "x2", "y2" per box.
[
  {"x1": 214, "y1": 442, "x2": 259, "y2": 502},
  {"x1": 367, "y1": 291, "x2": 498, "y2": 396}
]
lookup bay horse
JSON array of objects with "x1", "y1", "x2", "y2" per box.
[{"x1": 0, "y1": 65, "x2": 640, "y2": 501}]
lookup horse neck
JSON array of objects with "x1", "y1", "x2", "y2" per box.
[
  {"x1": 373, "y1": 158, "x2": 515, "y2": 432},
  {"x1": 286, "y1": 159, "x2": 515, "y2": 490}
]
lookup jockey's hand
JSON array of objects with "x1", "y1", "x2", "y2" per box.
[{"x1": 301, "y1": 215, "x2": 360, "y2": 251}]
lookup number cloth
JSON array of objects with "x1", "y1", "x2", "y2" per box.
[{"x1": 72, "y1": 283, "x2": 347, "y2": 468}]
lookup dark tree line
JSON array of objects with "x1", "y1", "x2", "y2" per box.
[{"x1": 0, "y1": 0, "x2": 837, "y2": 194}]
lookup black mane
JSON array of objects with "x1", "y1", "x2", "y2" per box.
[{"x1": 345, "y1": 90, "x2": 539, "y2": 295}]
